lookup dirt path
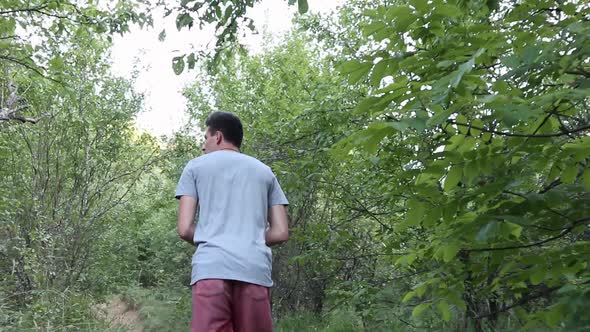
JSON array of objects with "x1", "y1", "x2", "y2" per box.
[{"x1": 95, "y1": 298, "x2": 144, "y2": 332}]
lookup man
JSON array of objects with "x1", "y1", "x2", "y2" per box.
[{"x1": 175, "y1": 111, "x2": 289, "y2": 332}]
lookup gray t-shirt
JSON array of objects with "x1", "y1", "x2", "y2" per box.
[{"x1": 175, "y1": 150, "x2": 288, "y2": 287}]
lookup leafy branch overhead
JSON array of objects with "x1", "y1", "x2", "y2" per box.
[
  {"x1": 0, "y1": 0, "x2": 151, "y2": 83},
  {"x1": 166, "y1": 0, "x2": 309, "y2": 74},
  {"x1": 334, "y1": 0, "x2": 590, "y2": 328}
]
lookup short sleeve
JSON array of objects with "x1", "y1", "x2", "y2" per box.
[
  {"x1": 268, "y1": 175, "x2": 288, "y2": 207},
  {"x1": 175, "y1": 163, "x2": 198, "y2": 200}
]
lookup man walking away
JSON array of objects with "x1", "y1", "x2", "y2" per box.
[{"x1": 175, "y1": 111, "x2": 289, "y2": 332}]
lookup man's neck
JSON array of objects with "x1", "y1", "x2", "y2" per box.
[{"x1": 217, "y1": 146, "x2": 239, "y2": 153}]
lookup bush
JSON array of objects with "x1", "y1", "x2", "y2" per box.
[
  {"x1": 0, "y1": 289, "x2": 110, "y2": 331},
  {"x1": 275, "y1": 309, "x2": 363, "y2": 332},
  {"x1": 121, "y1": 286, "x2": 191, "y2": 332}
]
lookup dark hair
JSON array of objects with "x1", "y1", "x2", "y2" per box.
[{"x1": 205, "y1": 112, "x2": 243, "y2": 148}]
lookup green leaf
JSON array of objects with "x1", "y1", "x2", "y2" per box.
[
  {"x1": 390, "y1": 121, "x2": 410, "y2": 132},
  {"x1": 543, "y1": 304, "x2": 564, "y2": 327},
  {"x1": 450, "y1": 58, "x2": 474, "y2": 88},
  {"x1": 339, "y1": 60, "x2": 372, "y2": 84},
  {"x1": 506, "y1": 222, "x2": 523, "y2": 238},
  {"x1": 436, "y1": 300, "x2": 451, "y2": 321},
  {"x1": 172, "y1": 56, "x2": 185, "y2": 75},
  {"x1": 406, "y1": 199, "x2": 425, "y2": 226},
  {"x1": 427, "y1": 105, "x2": 453, "y2": 127},
  {"x1": 387, "y1": 6, "x2": 415, "y2": 30},
  {"x1": 363, "y1": 22, "x2": 387, "y2": 38},
  {"x1": 340, "y1": 122, "x2": 400, "y2": 154},
  {"x1": 411, "y1": 0, "x2": 428, "y2": 13},
  {"x1": 423, "y1": 207, "x2": 441, "y2": 226},
  {"x1": 499, "y1": 262, "x2": 516, "y2": 276},
  {"x1": 530, "y1": 269, "x2": 545, "y2": 285},
  {"x1": 456, "y1": 114, "x2": 468, "y2": 134},
  {"x1": 471, "y1": 118, "x2": 484, "y2": 136},
  {"x1": 521, "y1": 46, "x2": 541, "y2": 65},
  {"x1": 561, "y1": 164, "x2": 578, "y2": 184},
  {"x1": 407, "y1": 117, "x2": 426, "y2": 131},
  {"x1": 435, "y1": 4, "x2": 461, "y2": 17},
  {"x1": 415, "y1": 283, "x2": 428, "y2": 297},
  {"x1": 514, "y1": 307, "x2": 528, "y2": 320},
  {"x1": 446, "y1": 291, "x2": 466, "y2": 310},
  {"x1": 395, "y1": 253, "x2": 417, "y2": 267},
  {"x1": 187, "y1": 53, "x2": 196, "y2": 69},
  {"x1": 582, "y1": 169, "x2": 590, "y2": 190},
  {"x1": 412, "y1": 302, "x2": 431, "y2": 318},
  {"x1": 446, "y1": 135, "x2": 465, "y2": 151},
  {"x1": 463, "y1": 161, "x2": 478, "y2": 185},
  {"x1": 354, "y1": 96, "x2": 380, "y2": 115},
  {"x1": 158, "y1": 29, "x2": 166, "y2": 42},
  {"x1": 478, "y1": 94, "x2": 499, "y2": 103},
  {"x1": 444, "y1": 166, "x2": 462, "y2": 192},
  {"x1": 402, "y1": 290, "x2": 416, "y2": 303},
  {"x1": 49, "y1": 56, "x2": 64, "y2": 71},
  {"x1": 176, "y1": 13, "x2": 193, "y2": 31},
  {"x1": 370, "y1": 60, "x2": 388, "y2": 88},
  {"x1": 222, "y1": 5, "x2": 233, "y2": 22},
  {"x1": 442, "y1": 243, "x2": 460, "y2": 262},
  {"x1": 437, "y1": 60, "x2": 454, "y2": 68},
  {"x1": 476, "y1": 222, "x2": 497, "y2": 242},
  {"x1": 486, "y1": 0, "x2": 499, "y2": 11},
  {"x1": 297, "y1": 0, "x2": 309, "y2": 14}
]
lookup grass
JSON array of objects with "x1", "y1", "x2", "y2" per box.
[{"x1": 120, "y1": 286, "x2": 191, "y2": 332}]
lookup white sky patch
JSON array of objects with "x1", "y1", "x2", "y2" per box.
[{"x1": 111, "y1": 0, "x2": 343, "y2": 137}]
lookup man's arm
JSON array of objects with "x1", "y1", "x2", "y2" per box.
[
  {"x1": 266, "y1": 204, "x2": 289, "y2": 246},
  {"x1": 177, "y1": 195, "x2": 198, "y2": 245}
]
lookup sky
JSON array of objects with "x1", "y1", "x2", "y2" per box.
[{"x1": 111, "y1": 0, "x2": 343, "y2": 137}]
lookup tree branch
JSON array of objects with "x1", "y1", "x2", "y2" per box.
[
  {"x1": 381, "y1": 269, "x2": 430, "y2": 282},
  {"x1": 30, "y1": 8, "x2": 93, "y2": 25},
  {"x1": 448, "y1": 120, "x2": 590, "y2": 138},
  {"x1": 0, "y1": 56, "x2": 60, "y2": 83},
  {"x1": 0, "y1": 4, "x2": 93, "y2": 25},
  {"x1": 330, "y1": 251, "x2": 409, "y2": 261},
  {"x1": 0, "y1": 115, "x2": 39, "y2": 123},
  {"x1": 475, "y1": 286, "x2": 559, "y2": 319},
  {"x1": 539, "y1": 178, "x2": 561, "y2": 194},
  {"x1": 0, "y1": 5, "x2": 48, "y2": 15},
  {"x1": 565, "y1": 70, "x2": 590, "y2": 78},
  {"x1": 466, "y1": 216, "x2": 590, "y2": 252}
]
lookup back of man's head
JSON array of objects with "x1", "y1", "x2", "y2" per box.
[{"x1": 205, "y1": 112, "x2": 243, "y2": 149}]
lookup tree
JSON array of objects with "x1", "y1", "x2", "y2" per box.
[
  {"x1": 0, "y1": 30, "x2": 158, "y2": 319},
  {"x1": 337, "y1": 0, "x2": 590, "y2": 329},
  {"x1": 0, "y1": 0, "x2": 150, "y2": 123}
]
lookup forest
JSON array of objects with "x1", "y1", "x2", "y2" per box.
[{"x1": 1, "y1": 0, "x2": 589, "y2": 331}]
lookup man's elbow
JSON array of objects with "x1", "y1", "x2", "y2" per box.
[
  {"x1": 281, "y1": 228, "x2": 289, "y2": 242},
  {"x1": 266, "y1": 228, "x2": 289, "y2": 246},
  {"x1": 275, "y1": 228, "x2": 289, "y2": 244},
  {"x1": 177, "y1": 226, "x2": 192, "y2": 242}
]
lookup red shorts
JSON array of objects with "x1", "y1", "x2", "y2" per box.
[{"x1": 191, "y1": 279, "x2": 273, "y2": 332}]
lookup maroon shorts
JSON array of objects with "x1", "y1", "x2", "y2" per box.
[{"x1": 191, "y1": 279, "x2": 273, "y2": 332}]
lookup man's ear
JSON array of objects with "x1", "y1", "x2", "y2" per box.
[{"x1": 215, "y1": 131, "x2": 223, "y2": 144}]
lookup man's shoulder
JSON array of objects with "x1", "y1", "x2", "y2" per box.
[
  {"x1": 239, "y1": 153, "x2": 271, "y2": 168},
  {"x1": 189, "y1": 152, "x2": 271, "y2": 171},
  {"x1": 184, "y1": 155, "x2": 204, "y2": 168}
]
